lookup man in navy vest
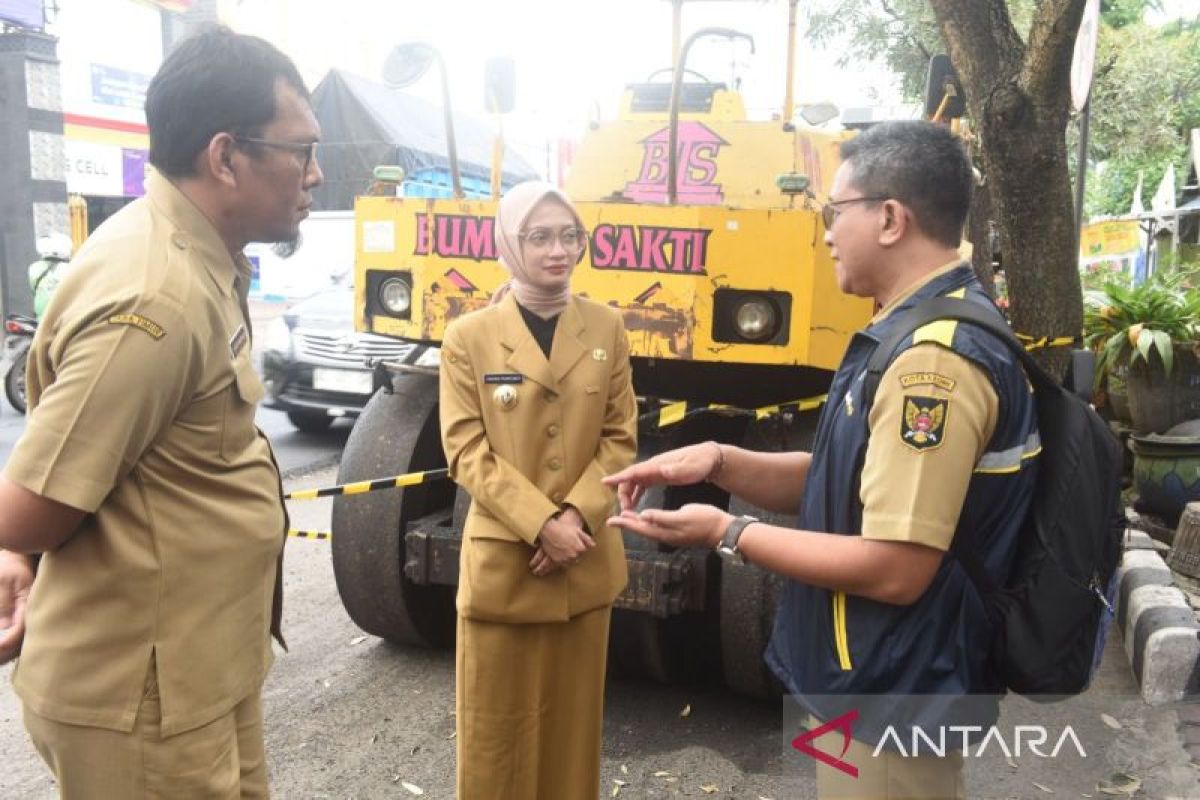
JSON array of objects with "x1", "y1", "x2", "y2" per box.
[{"x1": 605, "y1": 121, "x2": 1038, "y2": 799}]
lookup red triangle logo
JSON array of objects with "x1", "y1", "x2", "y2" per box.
[{"x1": 791, "y1": 709, "x2": 860, "y2": 778}]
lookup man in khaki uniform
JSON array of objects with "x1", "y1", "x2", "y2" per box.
[
  {"x1": 604, "y1": 122, "x2": 1039, "y2": 799},
  {"x1": 0, "y1": 27, "x2": 322, "y2": 797}
]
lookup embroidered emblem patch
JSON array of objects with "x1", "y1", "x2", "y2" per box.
[
  {"x1": 899, "y1": 372, "x2": 956, "y2": 392},
  {"x1": 107, "y1": 313, "x2": 165, "y2": 340},
  {"x1": 901, "y1": 395, "x2": 949, "y2": 451}
]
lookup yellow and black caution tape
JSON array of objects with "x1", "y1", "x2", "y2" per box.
[
  {"x1": 1016, "y1": 334, "x2": 1076, "y2": 352},
  {"x1": 288, "y1": 529, "x2": 331, "y2": 540},
  {"x1": 639, "y1": 394, "x2": 828, "y2": 430},
  {"x1": 284, "y1": 467, "x2": 450, "y2": 501}
]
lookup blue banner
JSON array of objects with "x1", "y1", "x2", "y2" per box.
[
  {"x1": 0, "y1": 0, "x2": 43, "y2": 29},
  {"x1": 90, "y1": 63, "x2": 151, "y2": 110}
]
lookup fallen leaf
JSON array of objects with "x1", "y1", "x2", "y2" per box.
[
  {"x1": 620, "y1": 764, "x2": 629, "y2": 775},
  {"x1": 409, "y1": 745, "x2": 420, "y2": 756},
  {"x1": 401, "y1": 781, "x2": 424, "y2": 796},
  {"x1": 1005, "y1": 757, "x2": 1018, "y2": 770},
  {"x1": 653, "y1": 771, "x2": 673, "y2": 777},
  {"x1": 1032, "y1": 782, "x2": 1054, "y2": 794},
  {"x1": 1100, "y1": 713, "x2": 1122, "y2": 730},
  {"x1": 1096, "y1": 772, "x2": 1142, "y2": 796},
  {"x1": 445, "y1": 731, "x2": 457, "y2": 740},
  {"x1": 680, "y1": 703, "x2": 692, "y2": 718},
  {"x1": 611, "y1": 783, "x2": 620, "y2": 798},
  {"x1": 613, "y1": 779, "x2": 628, "y2": 787},
  {"x1": 370, "y1": 733, "x2": 378, "y2": 745},
  {"x1": 700, "y1": 785, "x2": 719, "y2": 794},
  {"x1": 350, "y1": 635, "x2": 368, "y2": 645},
  {"x1": 322, "y1": 680, "x2": 330, "y2": 688}
]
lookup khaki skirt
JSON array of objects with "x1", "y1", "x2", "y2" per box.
[{"x1": 456, "y1": 605, "x2": 612, "y2": 800}]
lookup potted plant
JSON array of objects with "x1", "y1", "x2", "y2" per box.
[{"x1": 1085, "y1": 270, "x2": 1200, "y2": 435}]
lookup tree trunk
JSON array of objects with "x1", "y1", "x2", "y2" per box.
[
  {"x1": 967, "y1": 180, "x2": 996, "y2": 296},
  {"x1": 929, "y1": 0, "x2": 1087, "y2": 379}
]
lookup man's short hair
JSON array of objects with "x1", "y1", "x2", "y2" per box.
[
  {"x1": 839, "y1": 121, "x2": 973, "y2": 248},
  {"x1": 145, "y1": 25, "x2": 309, "y2": 178}
]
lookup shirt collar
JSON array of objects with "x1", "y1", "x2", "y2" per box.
[
  {"x1": 870, "y1": 258, "x2": 968, "y2": 325},
  {"x1": 144, "y1": 168, "x2": 243, "y2": 297}
]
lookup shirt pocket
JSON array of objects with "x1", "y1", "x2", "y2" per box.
[{"x1": 221, "y1": 352, "x2": 264, "y2": 461}]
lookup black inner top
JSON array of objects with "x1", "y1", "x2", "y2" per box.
[{"x1": 518, "y1": 302, "x2": 560, "y2": 359}]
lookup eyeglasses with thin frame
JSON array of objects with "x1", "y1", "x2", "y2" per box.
[
  {"x1": 234, "y1": 136, "x2": 320, "y2": 173},
  {"x1": 821, "y1": 195, "x2": 889, "y2": 229},
  {"x1": 518, "y1": 226, "x2": 587, "y2": 252}
]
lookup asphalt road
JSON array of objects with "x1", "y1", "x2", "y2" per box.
[{"x1": 3, "y1": 461, "x2": 1200, "y2": 797}]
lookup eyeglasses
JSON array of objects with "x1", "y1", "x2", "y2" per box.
[
  {"x1": 234, "y1": 136, "x2": 319, "y2": 173},
  {"x1": 518, "y1": 226, "x2": 587, "y2": 252},
  {"x1": 821, "y1": 196, "x2": 889, "y2": 229}
]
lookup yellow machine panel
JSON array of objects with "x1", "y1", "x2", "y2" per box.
[
  {"x1": 355, "y1": 196, "x2": 870, "y2": 371},
  {"x1": 566, "y1": 118, "x2": 848, "y2": 209}
]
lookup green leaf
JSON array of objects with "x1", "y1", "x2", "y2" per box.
[
  {"x1": 1136, "y1": 327, "x2": 1154, "y2": 365},
  {"x1": 1151, "y1": 329, "x2": 1174, "y2": 375}
]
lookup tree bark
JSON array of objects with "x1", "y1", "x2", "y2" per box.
[{"x1": 928, "y1": 0, "x2": 1086, "y2": 378}]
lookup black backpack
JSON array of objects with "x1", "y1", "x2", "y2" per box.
[{"x1": 863, "y1": 296, "x2": 1125, "y2": 697}]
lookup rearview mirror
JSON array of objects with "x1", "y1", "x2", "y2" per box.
[{"x1": 383, "y1": 42, "x2": 436, "y2": 89}]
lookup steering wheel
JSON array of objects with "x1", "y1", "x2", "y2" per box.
[{"x1": 643, "y1": 67, "x2": 716, "y2": 84}]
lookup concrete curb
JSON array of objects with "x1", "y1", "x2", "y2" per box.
[{"x1": 1116, "y1": 540, "x2": 1200, "y2": 705}]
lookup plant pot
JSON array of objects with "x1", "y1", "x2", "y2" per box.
[
  {"x1": 1106, "y1": 361, "x2": 1132, "y2": 424},
  {"x1": 1130, "y1": 426, "x2": 1200, "y2": 528},
  {"x1": 1125, "y1": 344, "x2": 1200, "y2": 434}
]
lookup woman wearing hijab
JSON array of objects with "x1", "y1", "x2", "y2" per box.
[{"x1": 439, "y1": 181, "x2": 637, "y2": 798}]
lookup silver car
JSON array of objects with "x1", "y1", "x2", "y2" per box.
[{"x1": 259, "y1": 286, "x2": 414, "y2": 432}]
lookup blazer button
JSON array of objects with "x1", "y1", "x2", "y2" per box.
[
  {"x1": 548, "y1": 457, "x2": 562, "y2": 470},
  {"x1": 552, "y1": 492, "x2": 564, "y2": 503},
  {"x1": 544, "y1": 389, "x2": 558, "y2": 402},
  {"x1": 546, "y1": 424, "x2": 560, "y2": 437}
]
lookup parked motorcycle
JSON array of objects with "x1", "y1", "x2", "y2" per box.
[{"x1": 4, "y1": 313, "x2": 36, "y2": 414}]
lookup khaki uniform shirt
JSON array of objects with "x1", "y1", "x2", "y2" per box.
[
  {"x1": 859, "y1": 261, "x2": 1000, "y2": 550},
  {"x1": 5, "y1": 170, "x2": 286, "y2": 737},
  {"x1": 440, "y1": 294, "x2": 637, "y2": 623}
]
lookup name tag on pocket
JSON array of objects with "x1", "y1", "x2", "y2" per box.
[
  {"x1": 228, "y1": 325, "x2": 248, "y2": 358},
  {"x1": 484, "y1": 373, "x2": 524, "y2": 385}
]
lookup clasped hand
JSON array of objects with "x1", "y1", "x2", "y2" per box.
[{"x1": 529, "y1": 507, "x2": 594, "y2": 577}]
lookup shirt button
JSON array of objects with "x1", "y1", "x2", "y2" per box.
[
  {"x1": 547, "y1": 424, "x2": 560, "y2": 437},
  {"x1": 548, "y1": 457, "x2": 562, "y2": 471},
  {"x1": 171, "y1": 233, "x2": 188, "y2": 250},
  {"x1": 544, "y1": 389, "x2": 558, "y2": 402}
]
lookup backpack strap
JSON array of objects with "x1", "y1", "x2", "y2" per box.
[{"x1": 861, "y1": 296, "x2": 1052, "y2": 600}]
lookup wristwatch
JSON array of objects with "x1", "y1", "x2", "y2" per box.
[{"x1": 716, "y1": 515, "x2": 758, "y2": 565}]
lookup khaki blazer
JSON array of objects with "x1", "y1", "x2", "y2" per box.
[{"x1": 439, "y1": 293, "x2": 637, "y2": 623}]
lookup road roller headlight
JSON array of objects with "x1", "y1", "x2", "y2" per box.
[
  {"x1": 712, "y1": 289, "x2": 791, "y2": 346},
  {"x1": 379, "y1": 277, "x2": 412, "y2": 316},
  {"x1": 734, "y1": 298, "x2": 777, "y2": 341}
]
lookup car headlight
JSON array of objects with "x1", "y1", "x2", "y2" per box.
[
  {"x1": 379, "y1": 277, "x2": 412, "y2": 315},
  {"x1": 734, "y1": 298, "x2": 778, "y2": 341},
  {"x1": 264, "y1": 317, "x2": 293, "y2": 354}
]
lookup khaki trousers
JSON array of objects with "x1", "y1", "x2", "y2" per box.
[
  {"x1": 23, "y1": 662, "x2": 268, "y2": 799},
  {"x1": 813, "y1": 722, "x2": 966, "y2": 800},
  {"x1": 456, "y1": 605, "x2": 612, "y2": 800}
]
